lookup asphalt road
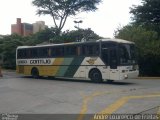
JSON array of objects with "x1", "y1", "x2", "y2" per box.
[{"x1": 0, "y1": 70, "x2": 160, "y2": 119}]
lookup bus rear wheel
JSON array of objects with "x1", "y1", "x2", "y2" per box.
[
  {"x1": 31, "y1": 68, "x2": 39, "y2": 78},
  {"x1": 89, "y1": 69, "x2": 102, "y2": 83}
]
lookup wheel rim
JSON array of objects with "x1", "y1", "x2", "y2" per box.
[
  {"x1": 93, "y1": 72, "x2": 100, "y2": 80},
  {"x1": 90, "y1": 70, "x2": 102, "y2": 82}
]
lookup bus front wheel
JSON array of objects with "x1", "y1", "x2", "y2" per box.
[
  {"x1": 31, "y1": 68, "x2": 39, "y2": 78},
  {"x1": 89, "y1": 69, "x2": 102, "y2": 83}
]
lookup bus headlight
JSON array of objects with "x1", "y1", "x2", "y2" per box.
[{"x1": 124, "y1": 74, "x2": 128, "y2": 79}]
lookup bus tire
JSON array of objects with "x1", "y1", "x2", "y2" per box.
[
  {"x1": 31, "y1": 67, "x2": 39, "y2": 79},
  {"x1": 89, "y1": 69, "x2": 102, "y2": 83}
]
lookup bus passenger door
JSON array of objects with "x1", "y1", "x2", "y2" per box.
[
  {"x1": 101, "y1": 48, "x2": 110, "y2": 80},
  {"x1": 109, "y1": 48, "x2": 119, "y2": 80}
]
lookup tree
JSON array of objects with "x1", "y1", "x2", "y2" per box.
[
  {"x1": 1, "y1": 34, "x2": 24, "y2": 69},
  {"x1": 130, "y1": 0, "x2": 160, "y2": 33},
  {"x1": 32, "y1": 0, "x2": 102, "y2": 34},
  {"x1": 114, "y1": 25, "x2": 159, "y2": 43},
  {"x1": 50, "y1": 28, "x2": 102, "y2": 43},
  {"x1": 32, "y1": 27, "x2": 57, "y2": 44},
  {"x1": 115, "y1": 24, "x2": 160, "y2": 76}
]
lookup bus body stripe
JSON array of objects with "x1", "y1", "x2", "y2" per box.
[
  {"x1": 55, "y1": 58, "x2": 74, "y2": 76},
  {"x1": 64, "y1": 57, "x2": 85, "y2": 77},
  {"x1": 51, "y1": 58, "x2": 64, "y2": 76}
]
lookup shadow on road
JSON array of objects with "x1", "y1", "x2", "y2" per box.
[{"x1": 22, "y1": 76, "x2": 136, "y2": 86}]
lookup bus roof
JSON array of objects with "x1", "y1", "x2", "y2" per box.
[
  {"x1": 97, "y1": 38, "x2": 134, "y2": 44},
  {"x1": 17, "y1": 38, "x2": 134, "y2": 49}
]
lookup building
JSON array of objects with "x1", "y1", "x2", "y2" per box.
[
  {"x1": 11, "y1": 18, "x2": 47, "y2": 36},
  {"x1": 33, "y1": 21, "x2": 46, "y2": 34},
  {"x1": 11, "y1": 18, "x2": 23, "y2": 36}
]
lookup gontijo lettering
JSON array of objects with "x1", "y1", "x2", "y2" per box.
[{"x1": 30, "y1": 59, "x2": 51, "y2": 64}]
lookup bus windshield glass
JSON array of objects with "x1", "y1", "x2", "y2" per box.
[{"x1": 119, "y1": 44, "x2": 136, "y2": 65}]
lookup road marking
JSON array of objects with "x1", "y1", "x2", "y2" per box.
[
  {"x1": 97, "y1": 94, "x2": 160, "y2": 115},
  {"x1": 77, "y1": 91, "x2": 110, "y2": 120},
  {"x1": 78, "y1": 90, "x2": 131, "y2": 120},
  {"x1": 78, "y1": 91, "x2": 160, "y2": 120}
]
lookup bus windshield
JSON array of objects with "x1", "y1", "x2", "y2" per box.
[{"x1": 119, "y1": 44, "x2": 136, "y2": 65}]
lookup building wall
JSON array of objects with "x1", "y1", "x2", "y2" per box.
[
  {"x1": 11, "y1": 24, "x2": 18, "y2": 34},
  {"x1": 22, "y1": 23, "x2": 33, "y2": 36},
  {"x1": 33, "y1": 21, "x2": 46, "y2": 34},
  {"x1": 11, "y1": 18, "x2": 22, "y2": 35},
  {"x1": 11, "y1": 18, "x2": 47, "y2": 36},
  {"x1": 17, "y1": 18, "x2": 22, "y2": 35}
]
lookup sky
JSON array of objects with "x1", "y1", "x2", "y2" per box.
[{"x1": 0, "y1": 0, "x2": 141, "y2": 38}]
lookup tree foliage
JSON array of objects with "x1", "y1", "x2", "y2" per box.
[
  {"x1": 0, "y1": 34, "x2": 24, "y2": 69},
  {"x1": 32, "y1": 0, "x2": 102, "y2": 34},
  {"x1": 130, "y1": 0, "x2": 160, "y2": 33},
  {"x1": 51, "y1": 28, "x2": 102, "y2": 43}
]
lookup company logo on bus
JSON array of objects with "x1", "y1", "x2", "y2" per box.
[
  {"x1": 30, "y1": 59, "x2": 51, "y2": 65},
  {"x1": 18, "y1": 59, "x2": 52, "y2": 65},
  {"x1": 86, "y1": 58, "x2": 97, "y2": 65}
]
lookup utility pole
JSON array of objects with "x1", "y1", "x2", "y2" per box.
[
  {"x1": 74, "y1": 20, "x2": 83, "y2": 29},
  {"x1": 74, "y1": 20, "x2": 83, "y2": 42}
]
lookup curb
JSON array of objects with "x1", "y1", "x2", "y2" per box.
[{"x1": 136, "y1": 77, "x2": 160, "y2": 80}]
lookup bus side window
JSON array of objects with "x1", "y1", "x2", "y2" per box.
[
  {"x1": 77, "y1": 46, "x2": 81, "y2": 56},
  {"x1": 17, "y1": 49, "x2": 28, "y2": 59},
  {"x1": 86, "y1": 45, "x2": 99, "y2": 56},
  {"x1": 81, "y1": 46, "x2": 86, "y2": 56},
  {"x1": 93, "y1": 45, "x2": 99, "y2": 55},
  {"x1": 85, "y1": 46, "x2": 90, "y2": 55},
  {"x1": 23, "y1": 49, "x2": 28, "y2": 58},
  {"x1": 38, "y1": 48, "x2": 49, "y2": 58},
  {"x1": 17, "y1": 50, "x2": 22, "y2": 59},
  {"x1": 71, "y1": 46, "x2": 77, "y2": 55},
  {"x1": 55, "y1": 47, "x2": 64, "y2": 57},
  {"x1": 82, "y1": 45, "x2": 92, "y2": 56},
  {"x1": 51, "y1": 48, "x2": 56, "y2": 57},
  {"x1": 65, "y1": 46, "x2": 77, "y2": 56},
  {"x1": 80, "y1": 44, "x2": 99, "y2": 56},
  {"x1": 29, "y1": 49, "x2": 38, "y2": 58},
  {"x1": 48, "y1": 48, "x2": 51, "y2": 57}
]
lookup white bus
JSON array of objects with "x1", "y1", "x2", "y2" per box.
[{"x1": 16, "y1": 39, "x2": 139, "y2": 82}]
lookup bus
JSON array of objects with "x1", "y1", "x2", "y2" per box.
[{"x1": 16, "y1": 39, "x2": 139, "y2": 82}]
